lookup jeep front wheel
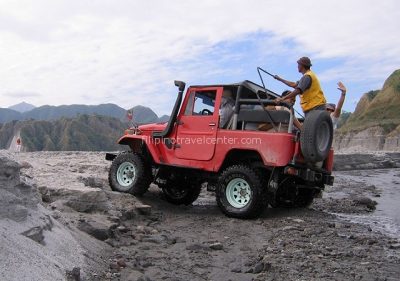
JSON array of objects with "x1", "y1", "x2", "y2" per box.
[
  {"x1": 108, "y1": 152, "x2": 151, "y2": 196},
  {"x1": 216, "y1": 165, "x2": 267, "y2": 219}
]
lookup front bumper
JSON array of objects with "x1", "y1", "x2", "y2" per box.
[{"x1": 105, "y1": 153, "x2": 117, "y2": 161}]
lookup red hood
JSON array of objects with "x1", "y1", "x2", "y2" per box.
[{"x1": 138, "y1": 122, "x2": 167, "y2": 132}]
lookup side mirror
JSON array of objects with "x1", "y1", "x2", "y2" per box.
[{"x1": 174, "y1": 80, "x2": 186, "y2": 92}]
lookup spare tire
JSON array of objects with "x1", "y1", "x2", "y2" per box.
[{"x1": 300, "y1": 110, "x2": 333, "y2": 163}]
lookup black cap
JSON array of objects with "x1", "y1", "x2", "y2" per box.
[{"x1": 297, "y1": 57, "x2": 312, "y2": 67}]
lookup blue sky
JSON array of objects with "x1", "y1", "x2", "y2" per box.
[{"x1": 0, "y1": 0, "x2": 399, "y2": 116}]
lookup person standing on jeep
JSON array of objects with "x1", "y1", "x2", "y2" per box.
[
  {"x1": 274, "y1": 57, "x2": 326, "y2": 116},
  {"x1": 326, "y1": 81, "x2": 347, "y2": 129}
]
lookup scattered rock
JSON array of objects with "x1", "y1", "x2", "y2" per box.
[
  {"x1": 231, "y1": 267, "x2": 242, "y2": 273},
  {"x1": 117, "y1": 258, "x2": 127, "y2": 268},
  {"x1": 389, "y1": 243, "x2": 400, "y2": 249},
  {"x1": 282, "y1": 225, "x2": 299, "y2": 231},
  {"x1": 65, "y1": 267, "x2": 81, "y2": 281},
  {"x1": 120, "y1": 208, "x2": 137, "y2": 221},
  {"x1": 78, "y1": 176, "x2": 105, "y2": 188},
  {"x1": 52, "y1": 210, "x2": 62, "y2": 219},
  {"x1": 19, "y1": 161, "x2": 33, "y2": 169},
  {"x1": 253, "y1": 262, "x2": 264, "y2": 274},
  {"x1": 64, "y1": 190, "x2": 110, "y2": 213},
  {"x1": 334, "y1": 222, "x2": 344, "y2": 229},
  {"x1": 20, "y1": 215, "x2": 53, "y2": 245},
  {"x1": 353, "y1": 197, "x2": 377, "y2": 210},
  {"x1": 141, "y1": 235, "x2": 164, "y2": 244},
  {"x1": 209, "y1": 242, "x2": 223, "y2": 250},
  {"x1": 109, "y1": 261, "x2": 120, "y2": 272},
  {"x1": 77, "y1": 220, "x2": 112, "y2": 241},
  {"x1": 136, "y1": 204, "x2": 152, "y2": 216},
  {"x1": 117, "y1": 225, "x2": 129, "y2": 233},
  {"x1": 21, "y1": 226, "x2": 45, "y2": 245}
]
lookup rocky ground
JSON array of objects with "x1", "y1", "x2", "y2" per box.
[{"x1": 1, "y1": 151, "x2": 400, "y2": 281}]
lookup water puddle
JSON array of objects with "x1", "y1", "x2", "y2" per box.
[
  {"x1": 333, "y1": 213, "x2": 400, "y2": 238},
  {"x1": 332, "y1": 168, "x2": 400, "y2": 239}
]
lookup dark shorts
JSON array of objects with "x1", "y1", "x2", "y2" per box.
[{"x1": 304, "y1": 104, "x2": 326, "y2": 117}]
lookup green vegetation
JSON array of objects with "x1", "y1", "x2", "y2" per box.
[
  {"x1": 0, "y1": 108, "x2": 22, "y2": 123},
  {"x1": 338, "y1": 69, "x2": 400, "y2": 134},
  {"x1": 366, "y1": 90, "x2": 379, "y2": 101},
  {"x1": 336, "y1": 111, "x2": 351, "y2": 129}
]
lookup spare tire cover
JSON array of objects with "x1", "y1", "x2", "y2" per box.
[{"x1": 300, "y1": 110, "x2": 333, "y2": 163}]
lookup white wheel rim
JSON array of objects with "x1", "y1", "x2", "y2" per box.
[
  {"x1": 116, "y1": 162, "x2": 136, "y2": 190},
  {"x1": 226, "y1": 178, "x2": 252, "y2": 208}
]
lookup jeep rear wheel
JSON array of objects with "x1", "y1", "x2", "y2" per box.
[
  {"x1": 269, "y1": 176, "x2": 315, "y2": 208},
  {"x1": 216, "y1": 165, "x2": 267, "y2": 219},
  {"x1": 161, "y1": 179, "x2": 201, "y2": 205},
  {"x1": 108, "y1": 152, "x2": 151, "y2": 196}
]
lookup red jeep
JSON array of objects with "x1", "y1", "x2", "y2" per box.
[{"x1": 106, "y1": 80, "x2": 334, "y2": 219}]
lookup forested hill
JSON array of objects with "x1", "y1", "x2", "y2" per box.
[
  {"x1": 0, "y1": 115, "x2": 128, "y2": 151},
  {"x1": 339, "y1": 69, "x2": 400, "y2": 133},
  {"x1": 334, "y1": 69, "x2": 400, "y2": 151}
]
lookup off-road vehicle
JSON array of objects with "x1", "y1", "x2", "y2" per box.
[{"x1": 106, "y1": 76, "x2": 334, "y2": 219}]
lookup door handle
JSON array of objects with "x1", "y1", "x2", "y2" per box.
[{"x1": 209, "y1": 122, "x2": 216, "y2": 126}]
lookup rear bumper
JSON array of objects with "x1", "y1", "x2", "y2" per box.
[{"x1": 284, "y1": 166, "x2": 334, "y2": 186}]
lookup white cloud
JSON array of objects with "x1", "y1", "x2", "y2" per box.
[{"x1": 0, "y1": 0, "x2": 399, "y2": 114}]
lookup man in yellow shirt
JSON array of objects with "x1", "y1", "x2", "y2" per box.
[{"x1": 274, "y1": 57, "x2": 327, "y2": 116}]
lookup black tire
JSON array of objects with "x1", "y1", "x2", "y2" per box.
[
  {"x1": 108, "y1": 152, "x2": 151, "y2": 196},
  {"x1": 216, "y1": 165, "x2": 267, "y2": 219},
  {"x1": 294, "y1": 189, "x2": 315, "y2": 208},
  {"x1": 300, "y1": 110, "x2": 333, "y2": 163},
  {"x1": 270, "y1": 177, "x2": 315, "y2": 208},
  {"x1": 161, "y1": 179, "x2": 201, "y2": 205}
]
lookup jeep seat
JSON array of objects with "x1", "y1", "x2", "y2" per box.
[{"x1": 237, "y1": 109, "x2": 290, "y2": 131}]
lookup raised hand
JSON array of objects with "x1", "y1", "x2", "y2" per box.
[{"x1": 337, "y1": 81, "x2": 346, "y2": 93}]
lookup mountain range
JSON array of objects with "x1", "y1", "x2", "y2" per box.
[
  {"x1": 1, "y1": 69, "x2": 399, "y2": 152},
  {"x1": 0, "y1": 103, "x2": 165, "y2": 124},
  {"x1": 0, "y1": 103, "x2": 169, "y2": 151},
  {"x1": 8, "y1": 101, "x2": 36, "y2": 113}
]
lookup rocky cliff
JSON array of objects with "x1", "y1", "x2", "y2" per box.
[{"x1": 334, "y1": 69, "x2": 400, "y2": 152}]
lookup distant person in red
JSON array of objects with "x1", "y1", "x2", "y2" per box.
[
  {"x1": 16, "y1": 138, "x2": 22, "y2": 152},
  {"x1": 127, "y1": 110, "x2": 136, "y2": 127},
  {"x1": 127, "y1": 110, "x2": 133, "y2": 121}
]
